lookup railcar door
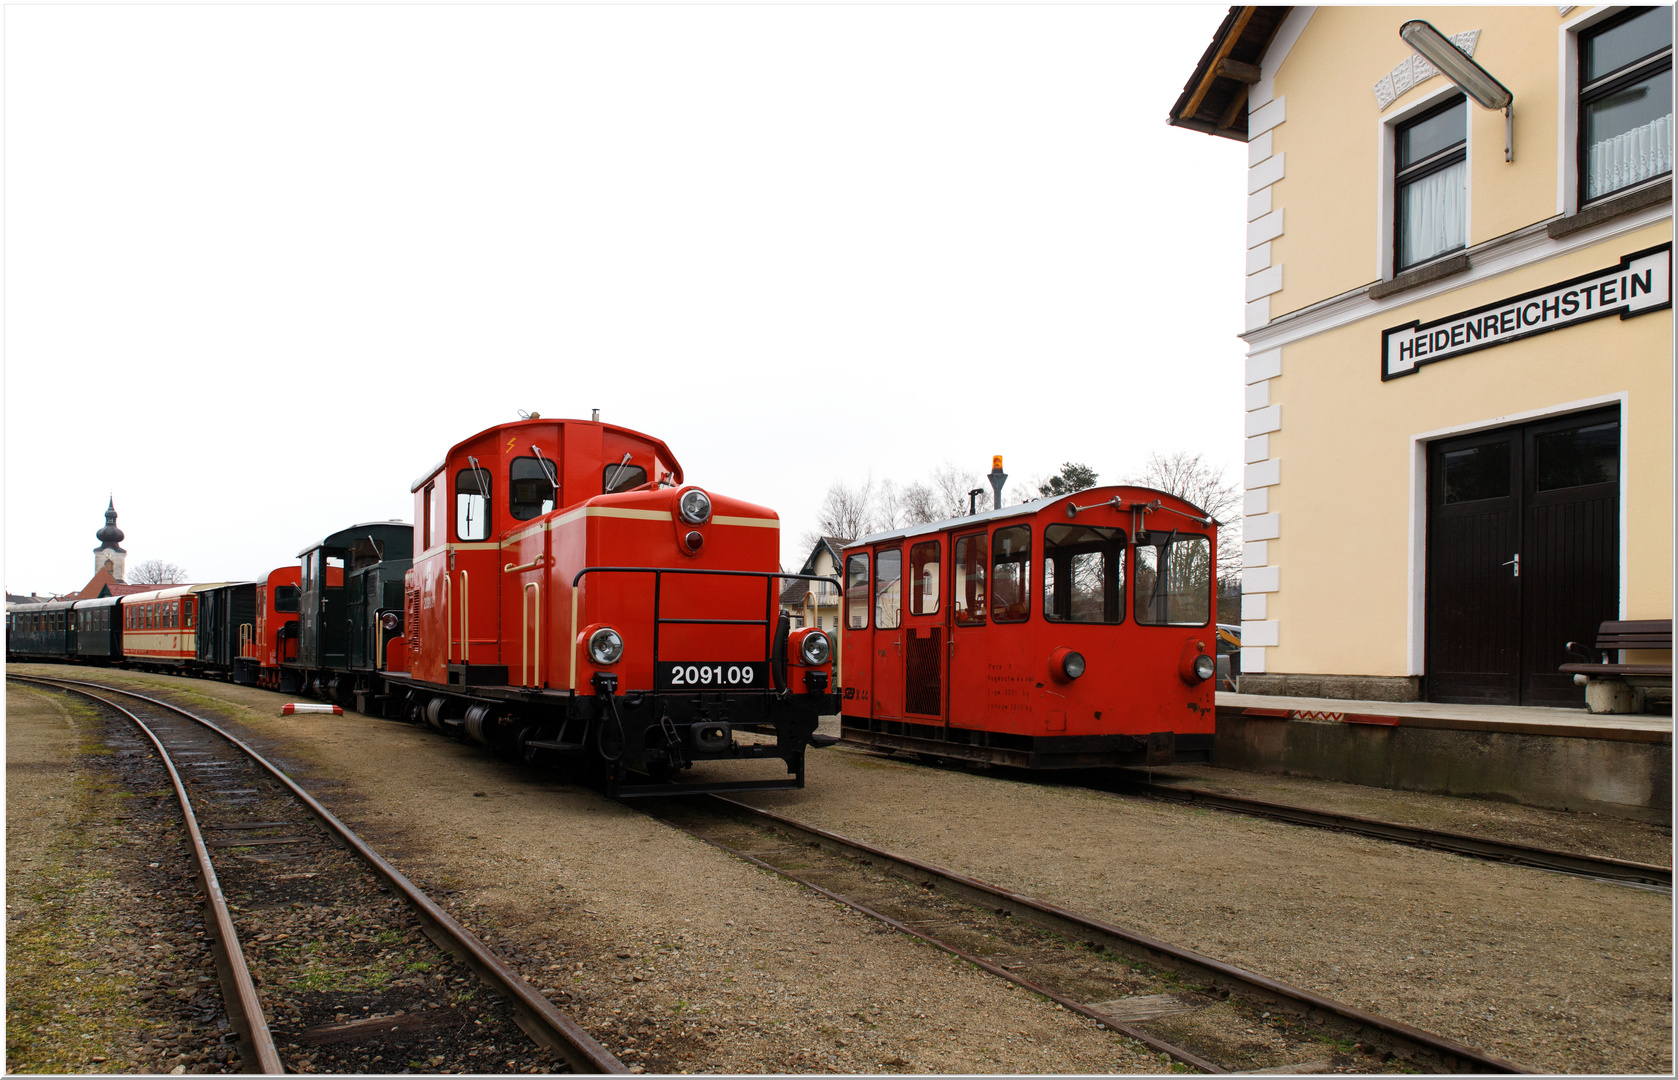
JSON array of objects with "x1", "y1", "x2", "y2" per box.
[
  {"x1": 946, "y1": 530, "x2": 990, "y2": 730},
  {"x1": 870, "y1": 546, "x2": 904, "y2": 719},
  {"x1": 902, "y1": 538, "x2": 946, "y2": 722}
]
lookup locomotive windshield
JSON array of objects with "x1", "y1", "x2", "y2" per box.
[
  {"x1": 1043, "y1": 524, "x2": 1126, "y2": 623},
  {"x1": 456, "y1": 467, "x2": 491, "y2": 540},
  {"x1": 509, "y1": 458, "x2": 557, "y2": 520},
  {"x1": 1135, "y1": 534, "x2": 1212, "y2": 626},
  {"x1": 604, "y1": 461, "x2": 648, "y2": 494}
]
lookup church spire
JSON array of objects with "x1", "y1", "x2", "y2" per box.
[{"x1": 94, "y1": 497, "x2": 127, "y2": 582}]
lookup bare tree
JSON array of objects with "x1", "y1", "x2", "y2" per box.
[
  {"x1": 899, "y1": 481, "x2": 942, "y2": 524},
  {"x1": 801, "y1": 477, "x2": 876, "y2": 550},
  {"x1": 128, "y1": 559, "x2": 189, "y2": 585},
  {"x1": 929, "y1": 462, "x2": 983, "y2": 518},
  {"x1": 1127, "y1": 450, "x2": 1242, "y2": 575}
]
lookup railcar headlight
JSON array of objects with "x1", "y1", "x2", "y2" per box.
[
  {"x1": 588, "y1": 627, "x2": 624, "y2": 665},
  {"x1": 679, "y1": 489, "x2": 712, "y2": 524},
  {"x1": 800, "y1": 630, "x2": 832, "y2": 665},
  {"x1": 1062, "y1": 651, "x2": 1086, "y2": 680},
  {"x1": 1192, "y1": 653, "x2": 1216, "y2": 681}
]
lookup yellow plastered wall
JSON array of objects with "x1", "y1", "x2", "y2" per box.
[
  {"x1": 1262, "y1": 224, "x2": 1673, "y2": 677},
  {"x1": 1267, "y1": 7, "x2": 1568, "y2": 317}
]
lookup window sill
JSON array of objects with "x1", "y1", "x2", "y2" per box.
[
  {"x1": 1367, "y1": 252, "x2": 1472, "y2": 301},
  {"x1": 1548, "y1": 177, "x2": 1672, "y2": 240}
]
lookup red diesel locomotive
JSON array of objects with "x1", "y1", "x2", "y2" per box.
[
  {"x1": 384, "y1": 416, "x2": 839, "y2": 796},
  {"x1": 839, "y1": 486, "x2": 1219, "y2": 769}
]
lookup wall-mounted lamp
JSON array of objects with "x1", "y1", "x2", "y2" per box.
[{"x1": 1399, "y1": 19, "x2": 1514, "y2": 162}]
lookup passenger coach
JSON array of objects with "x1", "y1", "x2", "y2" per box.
[{"x1": 840, "y1": 486, "x2": 1220, "y2": 768}]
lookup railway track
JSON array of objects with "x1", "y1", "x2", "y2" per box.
[
  {"x1": 8, "y1": 674, "x2": 626, "y2": 1076},
  {"x1": 1096, "y1": 772, "x2": 1672, "y2": 892},
  {"x1": 649, "y1": 794, "x2": 1533, "y2": 1075}
]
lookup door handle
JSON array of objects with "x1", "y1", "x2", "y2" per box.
[{"x1": 1500, "y1": 553, "x2": 1520, "y2": 577}]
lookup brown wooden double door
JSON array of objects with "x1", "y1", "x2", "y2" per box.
[{"x1": 1426, "y1": 406, "x2": 1620, "y2": 706}]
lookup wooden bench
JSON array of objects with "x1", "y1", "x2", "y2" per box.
[{"x1": 1560, "y1": 620, "x2": 1672, "y2": 714}]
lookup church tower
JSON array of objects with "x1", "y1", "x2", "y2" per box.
[{"x1": 94, "y1": 497, "x2": 126, "y2": 582}]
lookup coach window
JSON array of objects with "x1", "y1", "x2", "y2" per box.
[
  {"x1": 1580, "y1": 8, "x2": 1673, "y2": 204},
  {"x1": 1045, "y1": 524, "x2": 1126, "y2": 623},
  {"x1": 1135, "y1": 534, "x2": 1212, "y2": 626},
  {"x1": 603, "y1": 460, "x2": 647, "y2": 494},
  {"x1": 510, "y1": 458, "x2": 558, "y2": 520},
  {"x1": 992, "y1": 525, "x2": 1031, "y2": 623},
  {"x1": 875, "y1": 549, "x2": 902, "y2": 630},
  {"x1": 456, "y1": 466, "x2": 491, "y2": 541},
  {"x1": 845, "y1": 553, "x2": 872, "y2": 627},
  {"x1": 183, "y1": 600, "x2": 195, "y2": 629},
  {"x1": 845, "y1": 554, "x2": 870, "y2": 629},
  {"x1": 953, "y1": 533, "x2": 988, "y2": 625},
  {"x1": 909, "y1": 541, "x2": 940, "y2": 615}
]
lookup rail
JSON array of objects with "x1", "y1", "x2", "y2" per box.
[
  {"x1": 701, "y1": 794, "x2": 1531, "y2": 1074},
  {"x1": 10, "y1": 674, "x2": 628, "y2": 1074}
]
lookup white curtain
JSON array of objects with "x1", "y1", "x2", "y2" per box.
[
  {"x1": 1400, "y1": 158, "x2": 1466, "y2": 268},
  {"x1": 1588, "y1": 113, "x2": 1674, "y2": 199}
]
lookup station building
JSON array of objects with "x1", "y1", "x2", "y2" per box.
[{"x1": 1173, "y1": 6, "x2": 1671, "y2": 707}]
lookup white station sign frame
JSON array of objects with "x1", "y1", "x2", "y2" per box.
[{"x1": 1382, "y1": 243, "x2": 1671, "y2": 380}]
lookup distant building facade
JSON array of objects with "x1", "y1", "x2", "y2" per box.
[
  {"x1": 94, "y1": 497, "x2": 127, "y2": 583},
  {"x1": 1171, "y1": 6, "x2": 1671, "y2": 706}
]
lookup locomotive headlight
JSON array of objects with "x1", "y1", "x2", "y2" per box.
[
  {"x1": 588, "y1": 627, "x2": 624, "y2": 665},
  {"x1": 1192, "y1": 653, "x2": 1216, "y2": 681},
  {"x1": 1061, "y1": 650, "x2": 1086, "y2": 680},
  {"x1": 800, "y1": 630, "x2": 832, "y2": 665},
  {"x1": 679, "y1": 489, "x2": 712, "y2": 524}
]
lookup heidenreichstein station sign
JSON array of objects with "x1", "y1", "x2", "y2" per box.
[{"x1": 1383, "y1": 243, "x2": 1671, "y2": 379}]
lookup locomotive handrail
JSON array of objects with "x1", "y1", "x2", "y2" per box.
[{"x1": 570, "y1": 567, "x2": 841, "y2": 672}]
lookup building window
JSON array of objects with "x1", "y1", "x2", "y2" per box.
[
  {"x1": 1580, "y1": 7, "x2": 1673, "y2": 204},
  {"x1": 1395, "y1": 95, "x2": 1467, "y2": 271}
]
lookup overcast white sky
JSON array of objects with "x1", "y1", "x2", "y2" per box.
[{"x1": 5, "y1": 4, "x2": 1247, "y2": 594}]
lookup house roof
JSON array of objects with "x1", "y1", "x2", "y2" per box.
[
  {"x1": 1168, "y1": 6, "x2": 1292, "y2": 141},
  {"x1": 779, "y1": 579, "x2": 810, "y2": 606},
  {"x1": 797, "y1": 536, "x2": 849, "y2": 576}
]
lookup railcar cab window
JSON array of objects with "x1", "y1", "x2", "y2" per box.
[
  {"x1": 274, "y1": 585, "x2": 301, "y2": 613},
  {"x1": 510, "y1": 458, "x2": 558, "y2": 520},
  {"x1": 910, "y1": 541, "x2": 940, "y2": 615},
  {"x1": 603, "y1": 460, "x2": 647, "y2": 494},
  {"x1": 1580, "y1": 8, "x2": 1673, "y2": 204},
  {"x1": 991, "y1": 526, "x2": 1031, "y2": 623},
  {"x1": 455, "y1": 467, "x2": 491, "y2": 541},
  {"x1": 1395, "y1": 95, "x2": 1467, "y2": 271},
  {"x1": 845, "y1": 554, "x2": 870, "y2": 629},
  {"x1": 953, "y1": 533, "x2": 988, "y2": 625},
  {"x1": 875, "y1": 549, "x2": 903, "y2": 630},
  {"x1": 1135, "y1": 534, "x2": 1213, "y2": 626},
  {"x1": 1043, "y1": 524, "x2": 1126, "y2": 623}
]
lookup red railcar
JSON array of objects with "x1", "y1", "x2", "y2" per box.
[
  {"x1": 839, "y1": 486, "x2": 1219, "y2": 768},
  {"x1": 385, "y1": 416, "x2": 839, "y2": 796},
  {"x1": 235, "y1": 567, "x2": 305, "y2": 691}
]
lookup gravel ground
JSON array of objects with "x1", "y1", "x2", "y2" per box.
[
  {"x1": 12, "y1": 665, "x2": 1671, "y2": 1074},
  {"x1": 1121, "y1": 762, "x2": 1672, "y2": 866},
  {"x1": 6, "y1": 686, "x2": 237, "y2": 1074},
  {"x1": 7, "y1": 668, "x2": 1168, "y2": 1074}
]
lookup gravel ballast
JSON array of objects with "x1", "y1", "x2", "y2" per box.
[{"x1": 10, "y1": 665, "x2": 1671, "y2": 1074}]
